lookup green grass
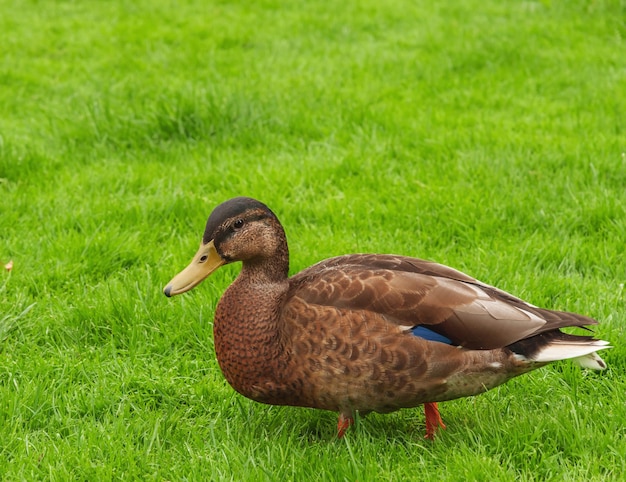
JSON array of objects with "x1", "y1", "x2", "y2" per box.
[{"x1": 1, "y1": 0, "x2": 625, "y2": 479}]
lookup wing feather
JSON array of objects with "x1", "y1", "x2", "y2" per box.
[{"x1": 288, "y1": 254, "x2": 596, "y2": 350}]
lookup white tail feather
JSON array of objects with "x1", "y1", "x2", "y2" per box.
[
  {"x1": 572, "y1": 352, "x2": 609, "y2": 370},
  {"x1": 532, "y1": 339, "x2": 611, "y2": 369}
]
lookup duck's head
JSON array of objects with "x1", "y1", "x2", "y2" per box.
[{"x1": 163, "y1": 197, "x2": 287, "y2": 297}]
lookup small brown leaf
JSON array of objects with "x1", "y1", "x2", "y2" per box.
[{"x1": 4, "y1": 260, "x2": 13, "y2": 272}]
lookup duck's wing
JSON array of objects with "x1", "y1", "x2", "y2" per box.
[{"x1": 288, "y1": 254, "x2": 597, "y2": 350}]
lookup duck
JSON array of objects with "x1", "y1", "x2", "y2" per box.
[{"x1": 163, "y1": 196, "x2": 610, "y2": 439}]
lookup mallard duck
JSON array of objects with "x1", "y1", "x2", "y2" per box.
[{"x1": 164, "y1": 197, "x2": 610, "y2": 439}]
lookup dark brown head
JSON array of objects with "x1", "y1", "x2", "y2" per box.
[{"x1": 163, "y1": 197, "x2": 289, "y2": 296}]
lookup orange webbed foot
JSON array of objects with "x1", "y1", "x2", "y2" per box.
[
  {"x1": 424, "y1": 402, "x2": 446, "y2": 440},
  {"x1": 337, "y1": 413, "x2": 354, "y2": 438}
]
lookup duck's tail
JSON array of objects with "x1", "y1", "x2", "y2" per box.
[
  {"x1": 509, "y1": 332, "x2": 611, "y2": 370},
  {"x1": 571, "y1": 351, "x2": 610, "y2": 370}
]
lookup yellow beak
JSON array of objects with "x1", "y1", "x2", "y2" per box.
[{"x1": 163, "y1": 240, "x2": 225, "y2": 297}]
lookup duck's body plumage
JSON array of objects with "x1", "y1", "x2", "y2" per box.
[{"x1": 164, "y1": 197, "x2": 610, "y2": 438}]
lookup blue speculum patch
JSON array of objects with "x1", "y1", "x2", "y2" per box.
[{"x1": 411, "y1": 326, "x2": 453, "y2": 345}]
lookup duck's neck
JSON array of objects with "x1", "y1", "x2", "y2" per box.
[{"x1": 240, "y1": 255, "x2": 288, "y2": 284}]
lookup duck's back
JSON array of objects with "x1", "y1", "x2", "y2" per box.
[{"x1": 285, "y1": 254, "x2": 598, "y2": 350}]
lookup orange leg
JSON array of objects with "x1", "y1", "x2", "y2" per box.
[
  {"x1": 423, "y1": 402, "x2": 446, "y2": 440},
  {"x1": 337, "y1": 412, "x2": 354, "y2": 438}
]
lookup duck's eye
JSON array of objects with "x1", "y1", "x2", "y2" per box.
[{"x1": 233, "y1": 219, "x2": 244, "y2": 230}]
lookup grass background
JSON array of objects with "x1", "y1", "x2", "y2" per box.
[{"x1": 1, "y1": 0, "x2": 625, "y2": 479}]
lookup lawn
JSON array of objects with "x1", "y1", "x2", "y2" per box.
[{"x1": 1, "y1": 0, "x2": 625, "y2": 479}]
